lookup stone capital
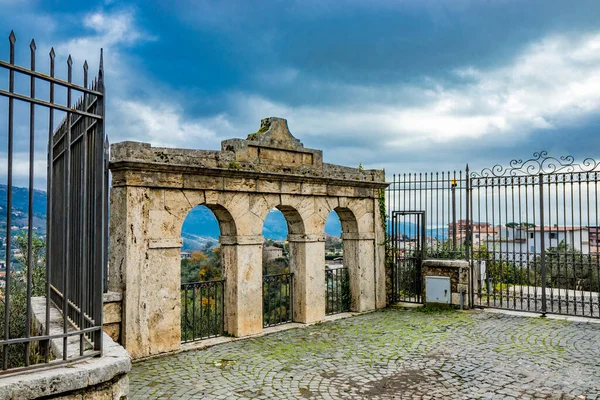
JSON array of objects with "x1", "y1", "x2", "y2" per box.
[
  {"x1": 219, "y1": 235, "x2": 264, "y2": 245},
  {"x1": 287, "y1": 233, "x2": 326, "y2": 243},
  {"x1": 341, "y1": 232, "x2": 375, "y2": 241}
]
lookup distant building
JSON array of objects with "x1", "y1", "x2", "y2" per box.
[
  {"x1": 180, "y1": 251, "x2": 191, "y2": 260},
  {"x1": 263, "y1": 246, "x2": 283, "y2": 262},
  {"x1": 482, "y1": 225, "x2": 590, "y2": 261},
  {"x1": 448, "y1": 220, "x2": 491, "y2": 237},
  {"x1": 326, "y1": 257, "x2": 344, "y2": 269},
  {"x1": 589, "y1": 226, "x2": 600, "y2": 254}
]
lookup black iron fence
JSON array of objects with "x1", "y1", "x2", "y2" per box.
[
  {"x1": 386, "y1": 151, "x2": 600, "y2": 318},
  {"x1": 386, "y1": 171, "x2": 467, "y2": 303},
  {"x1": 181, "y1": 280, "x2": 225, "y2": 342},
  {"x1": 470, "y1": 152, "x2": 600, "y2": 318},
  {"x1": 325, "y1": 267, "x2": 350, "y2": 315},
  {"x1": 386, "y1": 170, "x2": 468, "y2": 260},
  {"x1": 390, "y1": 211, "x2": 425, "y2": 303},
  {"x1": 0, "y1": 31, "x2": 107, "y2": 372},
  {"x1": 263, "y1": 272, "x2": 293, "y2": 327}
]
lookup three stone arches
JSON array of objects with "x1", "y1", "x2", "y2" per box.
[{"x1": 109, "y1": 118, "x2": 387, "y2": 359}]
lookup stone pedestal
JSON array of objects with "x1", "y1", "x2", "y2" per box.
[
  {"x1": 221, "y1": 235, "x2": 264, "y2": 337},
  {"x1": 288, "y1": 234, "x2": 326, "y2": 324},
  {"x1": 422, "y1": 259, "x2": 470, "y2": 308}
]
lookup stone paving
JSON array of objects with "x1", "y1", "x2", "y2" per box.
[{"x1": 130, "y1": 308, "x2": 600, "y2": 399}]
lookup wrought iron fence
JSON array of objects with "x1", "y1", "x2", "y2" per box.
[
  {"x1": 325, "y1": 266, "x2": 350, "y2": 315},
  {"x1": 386, "y1": 151, "x2": 600, "y2": 318},
  {"x1": 470, "y1": 151, "x2": 600, "y2": 318},
  {"x1": 263, "y1": 272, "x2": 293, "y2": 327},
  {"x1": 386, "y1": 170, "x2": 468, "y2": 261},
  {"x1": 181, "y1": 280, "x2": 225, "y2": 342},
  {"x1": 0, "y1": 31, "x2": 107, "y2": 372},
  {"x1": 390, "y1": 211, "x2": 425, "y2": 303}
]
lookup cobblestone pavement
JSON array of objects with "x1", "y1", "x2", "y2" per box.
[{"x1": 130, "y1": 308, "x2": 600, "y2": 399}]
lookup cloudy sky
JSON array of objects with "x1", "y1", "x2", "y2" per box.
[{"x1": 2, "y1": 0, "x2": 600, "y2": 188}]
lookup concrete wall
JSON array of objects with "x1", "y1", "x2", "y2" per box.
[{"x1": 109, "y1": 117, "x2": 389, "y2": 359}]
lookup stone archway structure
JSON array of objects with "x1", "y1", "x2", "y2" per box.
[{"x1": 108, "y1": 117, "x2": 388, "y2": 359}]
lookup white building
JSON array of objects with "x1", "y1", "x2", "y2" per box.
[
  {"x1": 262, "y1": 246, "x2": 284, "y2": 262},
  {"x1": 482, "y1": 225, "x2": 589, "y2": 261}
]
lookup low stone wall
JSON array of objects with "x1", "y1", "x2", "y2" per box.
[
  {"x1": 0, "y1": 298, "x2": 131, "y2": 400},
  {"x1": 422, "y1": 259, "x2": 470, "y2": 308},
  {"x1": 0, "y1": 339, "x2": 130, "y2": 400}
]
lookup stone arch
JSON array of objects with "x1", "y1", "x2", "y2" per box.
[
  {"x1": 276, "y1": 204, "x2": 305, "y2": 235},
  {"x1": 205, "y1": 204, "x2": 237, "y2": 236},
  {"x1": 176, "y1": 201, "x2": 238, "y2": 238},
  {"x1": 334, "y1": 206, "x2": 359, "y2": 234}
]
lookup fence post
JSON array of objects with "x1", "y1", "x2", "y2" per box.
[
  {"x1": 451, "y1": 176, "x2": 457, "y2": 253},
  {"x1": 466, "y1": 164, "x2": 475, "y2": 308},
  {"x1": 539, "y1": 173, "x2": 547, "y2": 316}
]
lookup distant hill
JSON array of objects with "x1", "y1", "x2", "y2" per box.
[
  {"x1": 387, "y1": 220, "x2": 448, "y2": 241},
  {"x1": 0, "y1": 184, "x2": 47, "y2": 233},
  {"x1": 0, "y1": 184, "x2": 47, "y2": 216}
]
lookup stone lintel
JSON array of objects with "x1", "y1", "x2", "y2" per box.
[
  {"x1": 110, "y1": 162, "x2": 388, "y2": 192},
  {"x1": 219, "y1": 235, "x2": 264, "y2": 245},
  {"x1": 287, "y1": 233, "x2": 326, "y2": 243},
  {"x1": 422, "y1": 259, "x2": 469, "y2": 269},
  {"x1": 148, "y1": 238, "x2": 183, "y2": 249},
  {"x1": 342, "y1": 232, "x2": 376, "y2": 240}
]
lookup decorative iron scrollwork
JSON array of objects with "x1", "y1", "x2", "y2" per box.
[{"x1": 470, "y1": 151, "x2": 600, "y2": 177}]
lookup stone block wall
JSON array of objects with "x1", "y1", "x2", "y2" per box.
[
  {"x1": 103, "y1": 291, "x2": 123, "y2": 343},
  {"x1": 422, "y1": 259, "x2": 470, "y2": 308}
]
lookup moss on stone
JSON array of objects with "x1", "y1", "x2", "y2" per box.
[{"x1": 247, "y1": 121, "x2": 270, "y2": 140}]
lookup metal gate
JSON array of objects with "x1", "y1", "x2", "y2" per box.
[
  {"x1": 391, "y1": 211, "x2": 425, "y2": 303},
  {"x1": 469, "y1": 152, "x2": 600, "y2": 318},
  {"x1": 0, "y1": 31, "x2": 107, "y2": 372}
]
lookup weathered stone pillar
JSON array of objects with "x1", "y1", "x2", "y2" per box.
[
  {"x1": 373, "y1": 196, "x2": 387, "y2": 309},
  {"x1": 220, "y1": 235, "x2": 263, "y2": 337},
  {"x1": 287, "y1": 234, "x2": 326, "y2": 324},
  {"x1": 109, "y1": 186, "x2": 182, "y2": 359},
  {"x1": 343, "y1": 233, "x2": 377, "y2": 312}
]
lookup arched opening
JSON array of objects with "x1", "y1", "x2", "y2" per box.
[
  {"x1": 262, "y1": 208, "x2": 289, "y2": 275},
  {"x1": 180, "y1": 204, "x2": 232, "y2": 342},
  {"x1": 329, "y1": 207, "x2": 361, "y2": 312},
  {"x1": 261, "y1": 207, "x2": 296, "y2": 327},
  {"x1": 324, "y1": 210, "x2": 350, "y2": 314}
]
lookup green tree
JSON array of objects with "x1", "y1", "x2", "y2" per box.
[
  {"x1": 0, "y1": 233, "x2": 47, "y2": 369},
  {"x1": 533, "y1": 240, "x2": 598, "y2": 291}
]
